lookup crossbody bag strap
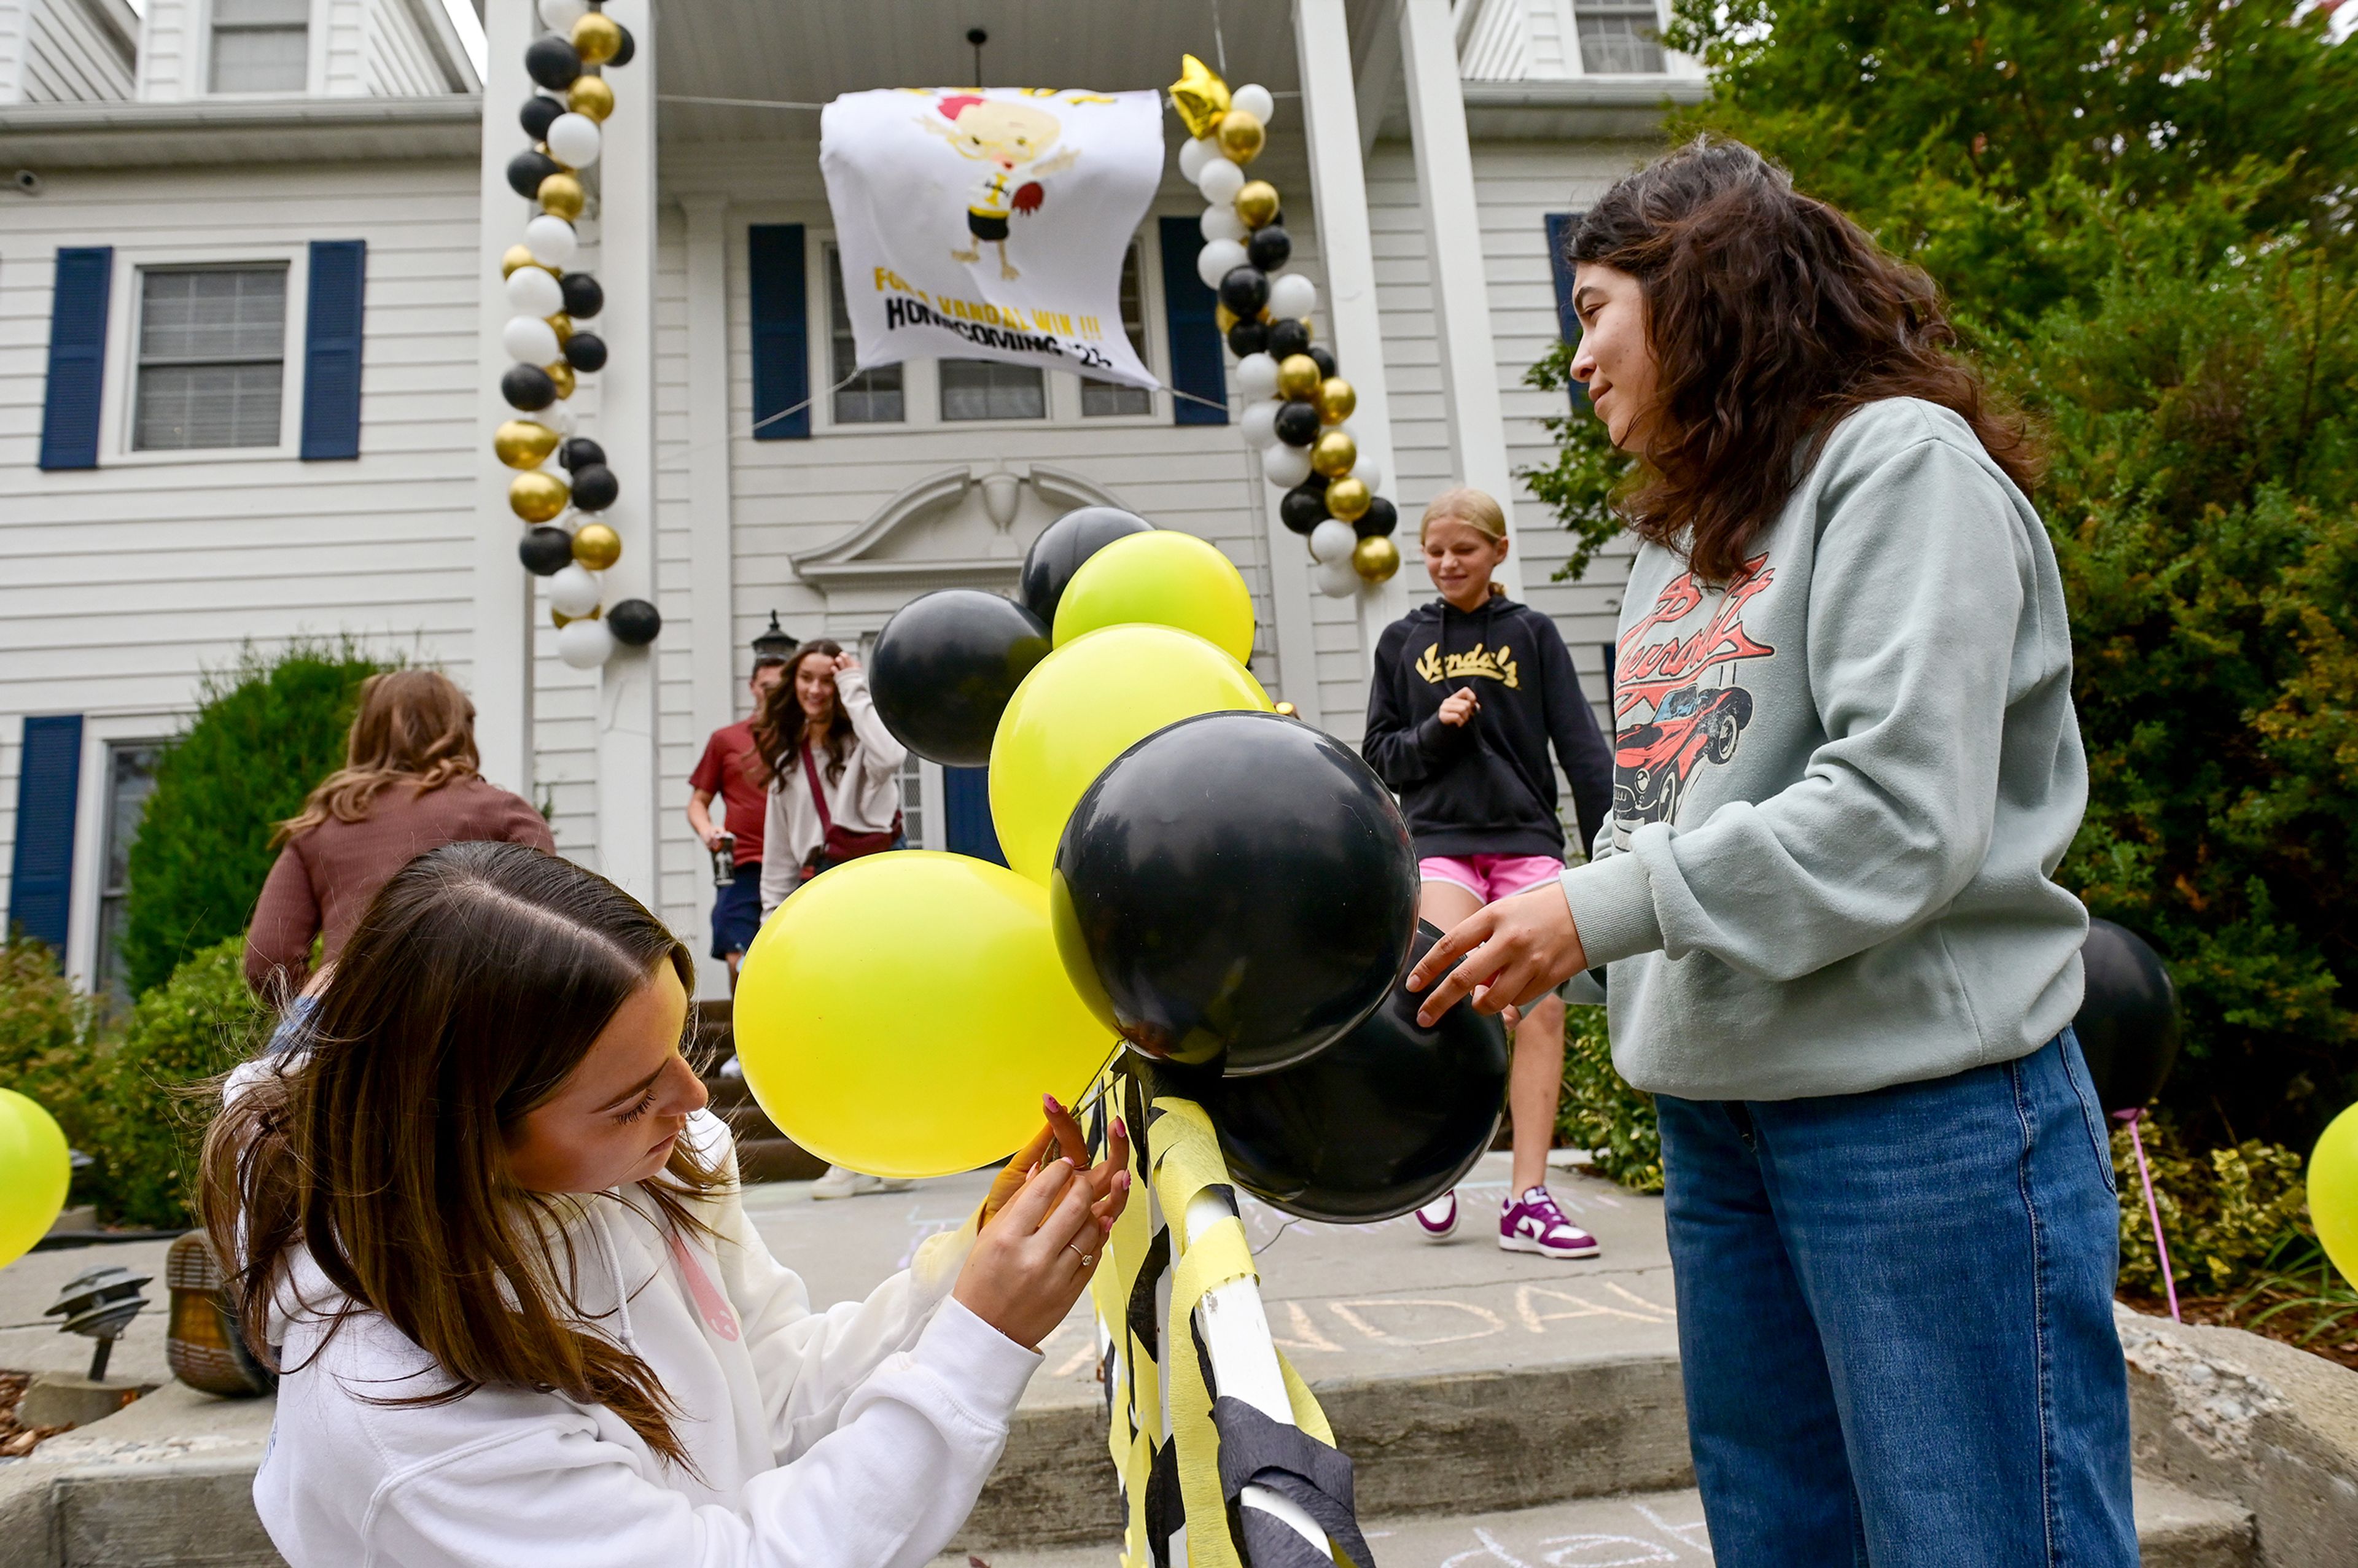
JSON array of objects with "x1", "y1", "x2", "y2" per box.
[{"x1": 800, "y1": 740, "x2": 835, "y2": 834}]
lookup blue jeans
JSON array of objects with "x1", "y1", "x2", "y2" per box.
[{"x1": 1656, "y1": 1030, "x2": 2135, "y2": 1567}]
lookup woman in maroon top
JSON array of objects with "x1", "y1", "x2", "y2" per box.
[{"x1": 244, "y1": 670, "x2": 553, "y2": 1007}]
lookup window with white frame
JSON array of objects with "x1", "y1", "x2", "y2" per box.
[
  {"x1": 95, "y1": 741, "x2": 162, "y2": 1007},
  {"x1": 209, "y1": 0, "x2": 309, "y2": 94},
  {"x1": 1574, "y1": 1, "x2": 1666, "y2": 74},
  {"x1": 1081, "y1": 242, "x2": 1153, "y2": 417},
  {"x1": 940, "y1": 356, "x2": 1046, "y2": 422},
  {"x1": 825, "y1": 246, "x2": 905, "y2": 424},
  {"x1": 133, "y1": 265, "x2": 289, "y2": 451},
  {"x1": 896, "y1": 751, "x2": 925, "y2": 846}
]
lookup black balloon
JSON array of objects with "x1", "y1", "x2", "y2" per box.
[
  {"x1": 1226, "y1": 319, "x2": 1270, "y2": 358},
  {"x1": 562, "y1": 332, "x2": 608, "y2": 373},
  {"x1": 569, "y1": 464, "x2": 618, "y2": 512},
  {"x1": 1278, "y1": 481, "x2": 1331, "y2": 536},
  {"x1": 868, "y1": 590, "x2": 1052, "y2": 767},
  {"x1": 2074, "y1": 919, "x2": 2180, "y2": 1114},
  {"x1": 1246, "y1": 225, "x2": 1292, "y2": 273},
  {"x1": 559, "y1": 272, "x2": 604, "y2": 319},
  {"x1": 1266, "y1": 318, "x2": 1312, "y2": 360},
  {"x1": 1307, "y1": 346, "x2": 1337, "y2": 379},
  {"x1": 608, "y1": 598, "x2": 661, "y2": 646},
  {"x1": 1273, "y1": 400, "x2": 1322, "y2": 448},
  {"x1": 501, "y1": 363, "x2": 558, "y2": 411},
  {"x1": 1054, "y1": 710, "x2": 1420, "y2": 1074},
  {"x1": 521, "y1": 94, "x2": 566, "y2": 141},
  {"x1": 518, "y1": 526, "x2": 574, "y2": 576},
  {"x1": 506, "y1": 149, "x2": 562, "y2": 200},
  {"x1": 524, "y1": 35, "x2": 582, "y2": 90},
  {"x1": 609, "y1": 25, "x2": 636, "y2": 66},
  {"x1": 1193, "y1": 922, "x2": 1509, "y2": 1222},
  {"x1": 1353, "y1": 495, "x2": 1400, "y2": 539},
  {"x1": 1018, "y1": 506, "x2": 1154, "y2": 626},
  {"x1": 559, "y1": 436, "x2": 605, "y2": 471},
  {"x1": 1218, "y1": 266, "x2": 1270, "y2": 317}
]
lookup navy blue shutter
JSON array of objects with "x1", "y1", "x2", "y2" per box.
[
  {"x1": 1157, "y1": 217, "x2": 1228, "y2": 426},
  {"x1": 941, "y1": 767, "x2": 1005, "y2": 865},
  {"x1": 748, "y1": 225, "x2": 810, "y2": 440},
  {"x1": 300, "y1": 239, "x2": 367, "y2": 460},
  {"x1": 1544, "y1": 213, "x2": 1590, "y2": 409},
  {"x1": 8, "y1": 716, "x2": 84, "y2": 957},
  {"x1": 39, "y1": 249, "x2": 112, "y2": 470}
]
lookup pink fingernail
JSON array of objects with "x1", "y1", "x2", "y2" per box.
[
  {"x1": 1115, "y1": 1117, "x2": 1129, "y2": 1139},
  {"x1": 1044, "y1": 1092, "x2": 1064, "y2": 1114}
]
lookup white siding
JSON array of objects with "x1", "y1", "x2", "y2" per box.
[
  {"x1": 0, "y1": 713, "x2": 17, "y2": 920},
  {"x1": 134, "y1": 0, "x2": 194, "y2": 100},
  {"x1": 1460, "y1": 0, "x2": 1531, "y2": 82},
  {"x1": 18, "y1": 0, "x2": 136, "y2": 104},
  {"x1": 364, "y1": 0, "x2": 445, "y2": 96},
  {"x1": 322, "y1": 0, "x2": 364, "y2": 96}
]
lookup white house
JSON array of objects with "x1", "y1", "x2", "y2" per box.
[{"x1": 0, "y1": 0, "x2": 1699, "y2": 998}]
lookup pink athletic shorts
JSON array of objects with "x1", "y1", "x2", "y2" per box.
[{"x1": 1417, "y1": 852, "x2": 1565, "y2": 904}]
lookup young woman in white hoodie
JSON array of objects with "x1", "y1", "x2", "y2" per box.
[{"x1": 202, "y1": 839, "x2": 1130, "y2": 1568}]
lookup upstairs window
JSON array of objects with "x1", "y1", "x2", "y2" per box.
[
  {"x1": 940, "y1": 358, "x2": 1045, "y2": 422},
  {"x1": 825, "y1": 246, "x2": 905, "y2": 424},
  {"x1": 210, "y1": 0, "x2": 310, "y2": 94},
  {"x1": 1574, "y1": 1, "x2": 1666, "y2": 74},
  {"x1": 133, "y1": 265, "x2": 288, "y2": 451},
  {"x1": 1081, "y1": 243, "x2": 1153, "y2": 417}
]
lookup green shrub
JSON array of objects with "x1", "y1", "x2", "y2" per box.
[
  {"x1": 118, "y1": 641, "x2": 389, "y2": 998},
  {"x1": 0, "y1": 934, "x2": 104, "y2": 1179},
  {"x1": 2112, "y1": 1114, "x2": 2311, "y2": 1297},
  {"x1": 1555, "y1": 1003, "x2": 1663, "y2": 1194}
]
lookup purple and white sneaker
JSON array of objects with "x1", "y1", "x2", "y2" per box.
[
  {"x1": 1500, "y1": 1186, "x2": 1601, "y2": 1259},
  {"x1": 1413, "y1": 1190, "x2": 1459, "y2": 1241}
]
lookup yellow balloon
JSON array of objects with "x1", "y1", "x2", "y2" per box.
[
  {"x1": 1354, "y1": 534, "x2": 1401, "y2": 583},
  {"x1": 494, "y1": 419, "x2": 561, "y2": 469},
  {"x1": 2311, "y1": 1103, "x2": 2358, "y2": 1286},
  {"x1": 500, "y1": 243, "x2": 540, "y2": 278},
  {"x1": 572, "y1": 10, "x2": 623, "y2": 65},
  {"x1": 1052, "y1": 531, "x2": 1256, "y2": 664},
  {"x1": 734, "y1": 852, "x2": 1117, "y2": 1178},
  {"x1": 991, "y1": 624, "x2": 1273, "y2": 883},
  {"x1": 546, "y1": 360, "x2": 578, "y2": 398},
  {"x1": 1325, "y1": 475, "x2": 1372, "y2": 521},
  {"x1": 571, "y1": 521, "x2": 622, "y2": 570},
  {"x1": 0, "y1": 1089, "x2": 69, "y2": 1270},
  {"x1": 1169, "y1": 53, "x2": 1232, "y2": 139},
  {"x1": 1317, "y1": 377, "x2": 1358, "y2": 424}
]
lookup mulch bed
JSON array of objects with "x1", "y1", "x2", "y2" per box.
[
  {"x1": 2117, "y1": 1290, "x2": 2358, "y2": 1374},
  {"x1": 0, "y1": 1369, "x2": 71, "y2": 1458}
]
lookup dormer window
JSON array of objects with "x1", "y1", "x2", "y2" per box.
[
  {"x1": 1574, "y1": 1, "x2": 1666, "y2": 74},
  {"x1": 210, "y1": 0, "x2": 309, "y2": 95}
]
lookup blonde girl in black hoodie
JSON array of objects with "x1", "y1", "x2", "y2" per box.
[{"x1": 1362, "y1": 488, "x2": 1614, "y2": 1257}]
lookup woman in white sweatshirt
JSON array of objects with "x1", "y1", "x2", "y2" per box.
[
  {"x1": 202, "y1": 839, "x2": 1129, "y2": 1568},
  {"x1": 756, "y1": 640, "x2": 908, "y2": 916}
]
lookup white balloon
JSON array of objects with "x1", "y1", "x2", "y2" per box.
[
  {"x1": 505, "y1": 265, "x2": 564, "y2": 318},
  {"x1": 547, "y1": 562, "x2": 602, "y2": 618},
  {"x1": 1200, "y1": 204, "x2": 1248, "y2": 246},
  {"x1": 524, "y1": 214, "x2": 577, "y2": 267},
  {"x1": 1177, "y1": 136, "x2": 1215, "y2": 182},
  {"x1": 556, "y1": 616, "x2": 617, "y2": 669},
  {"x1": 1195, "y1": 236, "x2": 1248, "y2": 292},
  {"x1": 1309, "y1": 519, "x2": 1359, "y2": 565},
  {"x1": 542, "y1": 403, "x2": 576, "y2": 437},
  {"x1": 1261, "y1": 443, "x2": 1313, "y2": 489},
  {"x1": 1197, "y1": 157, "x2": 1245, "y2": 205},
  {"x1": 1240, "y1": 400, "x2": 1282, "y2": 450},
  {"x1": 1268, "y1": 272, "x2": 1318, "y2": 321},
  {"x1": 504, "y1": 314, "x2": 562, "y2": 367},
  {"x1": 1232, "y1": 84, "x2": 1275, "y2": 127},
  {"x1": 544, "y1": 112, "x2": 602, "y2": 170},
  {"x1": 537, "y1": 0, "x2": 589, "y2": 30},
  {"x1": 1313, "y1": 557, "x2": 1363, "y2": 598},
  {"x1": 1352, "y1": 456, "x2": 1385, "y2": 495},
  {"x1": 1235, "y1": 352, "x2": 1281, "y2": 400}
]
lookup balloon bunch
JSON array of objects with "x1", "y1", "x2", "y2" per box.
[
  {"x1": 1169, "y1": 55, "x2": 1399, "y2": 601},
  {"x1": 736, "y1": 507, "x2": 1505, "y2": 1221},
  {"x1": 495, "y1": 0, "x2": 659, "y2": 670}
]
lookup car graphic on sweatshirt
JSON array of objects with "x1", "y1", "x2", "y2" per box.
[{"x1": 1613, "y1": 683, "x2": 1753, "y2": 828}]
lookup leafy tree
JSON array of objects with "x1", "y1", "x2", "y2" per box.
[{"x1": 117, "y1": 642, "x2": 389, "y2": 997}]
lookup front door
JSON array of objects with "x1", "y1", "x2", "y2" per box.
[{"x1": 943, "y1": 766, "x2": 1005, "y2": 865}]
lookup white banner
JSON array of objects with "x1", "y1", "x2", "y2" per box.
[{"x1": 819, "y1": 87, "x2": 1165, "y2": 390}]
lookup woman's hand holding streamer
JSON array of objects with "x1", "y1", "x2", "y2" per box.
[{"x1": 956, "y1": 1095, "x2": 1132, "y2": 1349}]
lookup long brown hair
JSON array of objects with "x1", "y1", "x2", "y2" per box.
[
  {"x1": 274, "y1": 670, "x2": 481, "y2": 845},
  {"x1": 200, "y1": 841, "x2": 723, "y2": 1468},
  {"x1": 1568, "y1": 138, "x2": 2036, "y2": 584},
  {"x1": 750, "y1": 640, "x2": 850, "y2": 787}
]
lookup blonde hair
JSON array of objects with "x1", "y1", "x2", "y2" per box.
[
  {"x1": 274, "y1": 670, "x2": 481, "y2": 845},
  {"x1": 1418, "y1": 487, "x2": 1509, "y2": 597}
]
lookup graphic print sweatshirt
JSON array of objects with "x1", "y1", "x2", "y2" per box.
[
  {"x1": 1558, "y1": 398, "x2": 2090, "y2": 1101},
  {"x1": 1363, "y1": 596, "x2": 1613, "y2": 861}
]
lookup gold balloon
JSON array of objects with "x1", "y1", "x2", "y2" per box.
[
  {"x1": 1311, "y1": 428, "x2": 1359, "y2": 479},
  {"x1": 572, "y1": 11, "x2": 623, "y2": 64},
  {"x1": 1353, "y1": 534, "x2": 1401, "y2": 583},
  {"x1": 538, "y1": 171, "x2": 585, "y2": 221},
  {"x1": 1275, "y1": 354, "x2": 1323, "y2": 401},
  {"x1": 1317, "y1": 377, "x2": 1358, "y2": 425},
  {"x1": 1234, "y1": 180, "x2": 1280, "y2": 231},
  {"x1": 547, "y1": 312, "x2": 575, "y2": 345},
  {"x1": 1216, "y1": 109, "x2": 1265, "y2": 165},
  {"x1": 1325, "y1": 476, "x2": 1372, "y2": 522},
  {"x1": 501, "y1": 243, "x2": 539, "y2": 278},
  {"x1": 1169, "y1": 53, "x2": 1231, "y2": 140},
  {"x1": 568, "y1": 74, "x2": 615, "y2": 122},
  {"x1": 494, "y1": 419, "x2": 561, "y2": 470},
  {"x1": 1216, "y1": 301, "x2": 1239, "y2": 334},
  {"x1": 1274, "y1": 702, "x2": 1298, "y2": 718},
  {"x1": 551, "y1": 605, "x2": 602, "y2": 628},
  {"x1": 510, "y1": 470, "x2": 570, "y2": 523},
  {"x1": 571, "y1": 521, "x2": 623, "y2": 571},
  {"x1": 546, "y1": 360, "x2": 577, "y2": 398}
]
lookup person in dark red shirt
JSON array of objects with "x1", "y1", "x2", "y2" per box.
[{"x1": 688, "y1": 635, "x2": 794, "y2": 984}]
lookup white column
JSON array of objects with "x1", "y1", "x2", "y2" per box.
[
  {"x1": 1398, "y1": 0, "x2": 1524, "y2": 597},
  {"x1": 469, "y1": 0, "x2": 535, "y2": 794},
  {"x1": 1293, "y1": 0, "x2": 1413, "y2": 667},
  {"x1": 682, "y1": 196, "x2": 734, "y2": 745},
  {"x1": 592, "y1": 0, "x2": 660, "y2": 906}
]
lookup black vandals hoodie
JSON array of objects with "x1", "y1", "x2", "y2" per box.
[{"x1": 1363, "y1": 595, "x2": 1614, "y2": 861}]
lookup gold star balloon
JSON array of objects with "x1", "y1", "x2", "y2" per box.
[{"x1": 1169, "y1": 54, "x2": 1232, "y2": 140}]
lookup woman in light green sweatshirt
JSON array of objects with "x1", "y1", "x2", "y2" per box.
[{"x1": 1411, "y1": 141, "x2": 2133, "y2": 1567}]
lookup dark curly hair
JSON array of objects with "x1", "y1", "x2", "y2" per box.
[
  {"x1": 1569, "y1": 138, "x2": 2036, "y2": 584},
  {"x1": 750, "y1": 640, "x2": 851, "y2": 788}
]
